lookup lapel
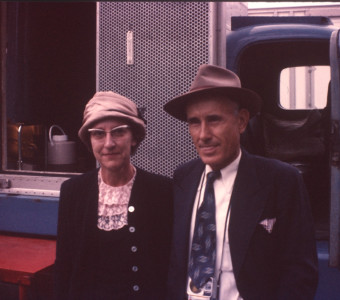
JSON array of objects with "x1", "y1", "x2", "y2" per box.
[
  {"x1": 127, "y1": 168, "x2": 148, "y2": 221},
  {"x1": 228, "y1": 150, "x2": 269, "y2": 279},
  {"x1": 174, "y1": 160, "x2": 205, "y2": 261},
  {"x1": 176, "y1": 159, "x2": 205, "y2": 218},
  {"x1": 129, "y1": 167, "x2": 143, "y2": 209}
]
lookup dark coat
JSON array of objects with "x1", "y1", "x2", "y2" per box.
[
  {"x1": 166, "y1": 150, "x2": 318, "y2": 300},
  {"x1": 55, "y1": 167, "x2": 173, "y2": 300}
]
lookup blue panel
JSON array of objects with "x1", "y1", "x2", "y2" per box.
[
  {"x1": 315, "y1": 241, "x2": 340, "y2": 300},
  {"x1": 0, "y1": 194, "x2": 59, "y2": 236}
]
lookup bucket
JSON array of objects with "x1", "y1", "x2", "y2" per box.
[{"x1": 47, "y1": 125, "x2": 76, "y2": 171}]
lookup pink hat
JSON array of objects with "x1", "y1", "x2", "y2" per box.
[{"x1": 78, "y1": 91, "x2": 146, "y2": 150}]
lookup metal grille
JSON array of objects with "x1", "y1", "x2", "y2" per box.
[{"x1": 97, "y1": 2, "x2": 211, "y2": 177}]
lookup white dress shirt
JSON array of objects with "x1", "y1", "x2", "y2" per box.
[{"x1": 187, "y1": 151, "x2": 243, "y2": 300}]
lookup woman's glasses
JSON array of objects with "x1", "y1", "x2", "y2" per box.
[{"x1": 88, "y1": 125, "x2": 130, "y2": 141}]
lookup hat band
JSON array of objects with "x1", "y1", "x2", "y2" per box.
[
  {"x1": 106, "y1": 108, "x2": 146, "y2": 124},
  {"x1": 190, "y1": 85, "x2": 240, "y2": 93}
]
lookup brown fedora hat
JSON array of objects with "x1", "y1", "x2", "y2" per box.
[{"x1": 163, "y1": 64, "x2": 262, "y2": 121}]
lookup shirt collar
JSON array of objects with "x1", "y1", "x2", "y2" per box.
[{"x1": 205, "y1": 149, "x2": 242, "y2": 184}]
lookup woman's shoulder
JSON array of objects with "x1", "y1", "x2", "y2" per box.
[
  {"x1": 135, "y1": 168, "x2": 172, "y2": 193},
  {"x1": 134, "y1": 168, "x2": 173, "y2": 209},
  {"x1": 135, "y1": 167, "x2": 172, "y2": 187},
  {"x1": 61, "y1": 168, "x2": 98, "y2": 190}
]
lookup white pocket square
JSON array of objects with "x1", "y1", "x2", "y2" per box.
[{"x1": 259, "y1": 218, "x2": 276, "y2": 233}]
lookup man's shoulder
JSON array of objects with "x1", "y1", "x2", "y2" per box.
[
  {"x1": 250, "y1": 152, "x2": 298, "y2": 170},
  {"x1": 244, "y1": 151, "x2": 301, "y2": 180},
  {"x1": 173, "y1": 158, "x2": 204, "y2": 183}
]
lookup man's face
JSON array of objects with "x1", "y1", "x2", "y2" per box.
[{"x1": 186, "y1": 97, "x2": 249, "y2": 170}]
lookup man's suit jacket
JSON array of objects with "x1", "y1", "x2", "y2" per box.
[
  {"x1": 167, "y1": 150, "x2": 318, "y2": 300},
  {"x1": 55, "y1": 167, "x2": 173, "y2": 300}
]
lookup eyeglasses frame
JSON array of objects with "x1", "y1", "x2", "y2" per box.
[{"x1": 88, "y1": 124, "x2": 131, "y2": 140}]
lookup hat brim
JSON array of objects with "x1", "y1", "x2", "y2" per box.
[
  {"x1": 164, "y1": 87, "x2": 262, "y2": 121},
  {"x1": 78, "y1": 111, "x2": 146, "y2": 150}
]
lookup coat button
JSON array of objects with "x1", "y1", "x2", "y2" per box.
[
  {"x1": 132, "y1": 266, "x2": 138, "y2": 272},
  {"x1": 129, "y1": 226, "x2": 136, "y2": 233},
  {"x1": 128, "y1": 206, "x2": 135, "y2": 213},
  {"x1": 131, "y1": 246, "x2": 137, "y2": 252},
  {"x1": 133, "y1": 285, "x2": 139, "y2": 291}
]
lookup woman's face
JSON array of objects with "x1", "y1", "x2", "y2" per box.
[{"x1": 90, "y1": 119, "x2": 136, "y2": 174}]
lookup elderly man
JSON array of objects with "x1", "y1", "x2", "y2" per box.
[{"x1": 164, "y1": 64, "x2": 318, "y2": 300}]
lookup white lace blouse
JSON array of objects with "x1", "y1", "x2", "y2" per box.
[{"x1": 97, "y1": 167, "x2": 136, "y2": 231}]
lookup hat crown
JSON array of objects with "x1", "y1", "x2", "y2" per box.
[
  {"x1": 163, "y1": 64, "x2": 262, "y2": 122},
  {"x1": 189, "y1": 64, "x2": 241, "y2": 92},
  {"x1": 83, "y1": 91, "x2": 138, "y2": 122}
]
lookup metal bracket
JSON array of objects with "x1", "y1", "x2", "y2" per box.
[
  {"x1": 331, "y1": 120, "x2": 340, "y2": 168},
  {"x1": 0, "y1": 178, "x2": 10, "y2": 189}
]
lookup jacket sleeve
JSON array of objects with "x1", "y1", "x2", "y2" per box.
[
  {"x1": 275, "y1": 169, "x2": 318, "y2": 300},
  {"x1": 54, "y1": 180, "x2": 74, "y2": 300}
]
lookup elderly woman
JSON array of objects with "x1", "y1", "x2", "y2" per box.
[{"x1": 54, "y1": 91, "x2": 173, "y2": 300}]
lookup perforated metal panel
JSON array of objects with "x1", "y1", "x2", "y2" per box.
[{"x1": 97, "y1": 2, "x2": 215, "y2": 177}]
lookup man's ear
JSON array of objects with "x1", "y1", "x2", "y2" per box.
[
  {"x1": 238, "y1": 108, "x2": 250, "y2": 134},
  {"x1": 131, "y1": 137, "x2": 137, "y2": 147}
]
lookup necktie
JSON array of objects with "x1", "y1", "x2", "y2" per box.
[{"x1": 189, "y1": 170, "x2": 220, "y2": 291}]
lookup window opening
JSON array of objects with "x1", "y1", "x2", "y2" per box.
[{"x1": 280, "y1": 66, "x2": 330, "y2": 109}]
